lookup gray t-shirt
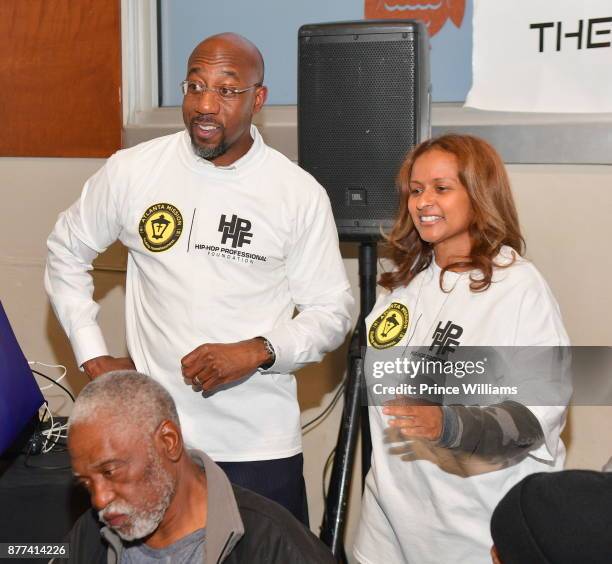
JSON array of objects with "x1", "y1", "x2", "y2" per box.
[{"x1": 120, "y1": 528, "x2": 205, "y2": 564}]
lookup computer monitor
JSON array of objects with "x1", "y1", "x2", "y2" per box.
[{"x1": 0, "y1": 300, "x2": 45, "y2": 455}]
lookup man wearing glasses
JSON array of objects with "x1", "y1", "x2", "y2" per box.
[{"x1": 45, "y1": 33, "x2": 353, "y2": 526}]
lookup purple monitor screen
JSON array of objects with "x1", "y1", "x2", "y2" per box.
[{"x1": 0, "y1": 301, "x2": 45, "y2": 455}]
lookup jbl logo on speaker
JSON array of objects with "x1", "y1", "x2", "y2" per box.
[{"x1": 347, "y1": 189, "x2": 367, "y2": 206}]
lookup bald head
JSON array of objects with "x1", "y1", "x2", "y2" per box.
[
  {"x1": 189, "y1": 32, "x2": 264, "y2": 85},
  {"x1": 182, "y1": 32, "x2": 268, "y2": 166}
]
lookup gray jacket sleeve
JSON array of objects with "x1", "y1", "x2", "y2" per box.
[{"x1": 437, "y1": 401, "x2": 544, "y2": 462}]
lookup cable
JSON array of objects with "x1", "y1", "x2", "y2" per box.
[
  {"x1": 302, "y1": 324, "x2": 362, "y2": 433},
  {"x1": 322, "y1": 447, "x2": 336, "y2": 502},
  {"x1": 29, "y1": 366, "x2": 73, "y2": 446},
  {"x1": 28, "y1": 361, "x2": 67, "y2": 391},
  {"x1": 31, "y1": 368, "x2": 75, "y2": 402},
  {"x1": 41, "y1": 402, "x2": 55, "y2": 453},
  {"x1": 302, "y1": 381, "x2": 345, "y2": 432},
  {"x1": 38, "y1": 403, "x2": 68, "y2": 453},
  {"x1": 301, "y1": 379, "x2": 345, "y2": 433},
  {"x1": 22, "y1": 403, "x2": 71, "y2": 470},
  {"x1": 19, "y1": 367, "x2": 74, "y2": 470}
]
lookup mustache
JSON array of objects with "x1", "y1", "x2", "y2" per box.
[{"x1": 98, "y1": 501, "x2": 133, "y2": 523}]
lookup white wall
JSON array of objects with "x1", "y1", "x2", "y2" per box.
[{"x1": 1, "y1": 146, "x2": 611, "y2": 554}]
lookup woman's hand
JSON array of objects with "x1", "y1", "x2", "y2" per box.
[{"x1": 383, "y1": 398, "x2": 444, "y2": 442}]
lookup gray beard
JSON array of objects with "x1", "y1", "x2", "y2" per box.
[
  {"x1": 98, "y1": 449, "x2": 176, "y2": 542},
  {"x1": 191, "y1": 139, "x2": 227, "y2": 161}
]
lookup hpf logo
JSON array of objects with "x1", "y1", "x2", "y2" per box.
[
  {"x1": 369, "y1": 302, "x2": 409, "y2": 349},
  {"x1": 364, "y1": 0, "x2": 466, "y2": 37},
  {"x1": 430, "y1": 320, "x2": 463, "y2": 355},
  {"x1": 139, "y1": 203, "x2": 183, "y2": 252},
  {"x1": 218, "y1": 214, "x2": 253, "y2": 248}
]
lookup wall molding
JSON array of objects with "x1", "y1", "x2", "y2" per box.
[{"x1": 124, "y1": 103, "x2": 612, "y2": 165}]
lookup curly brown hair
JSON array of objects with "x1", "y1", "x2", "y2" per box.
[{"x1": 379, "y1": 134, "x2": 525, "y2": 293}]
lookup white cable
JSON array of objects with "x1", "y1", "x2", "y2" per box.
[
  {"x1": 45, "y1": 420, "x2": 63, "y2": 453},
  {"x1": 38, "y1": 403, "x2": 54, "y2": 453},
  {"x1": 37, "y1": 402, "x2": 67, "y2": 453},
  {"x1": 28, "y1": 360, "x2": 67, "y2": 391},
  {"x1": 28, "y1": 361, "x2": 72, "y2": 454},
  {"x1": 41, "y1": 422, "x2": 68, "y2": 439}
]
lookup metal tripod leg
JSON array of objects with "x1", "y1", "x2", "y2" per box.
[{"x1": 320, "y1": 242, "x2": 377, "y2": 560}]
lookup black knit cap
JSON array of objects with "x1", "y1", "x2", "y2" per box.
[{"x1": 490, "y1": 470, "x2": 612, "y2": 564}]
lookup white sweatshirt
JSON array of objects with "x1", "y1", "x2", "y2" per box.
[
  {"x1": 45, "y1": 126, "x2": 353, "y2": 460},
  {"x1": 355, "y1": 248, "x2": 569, "y2": 564}
]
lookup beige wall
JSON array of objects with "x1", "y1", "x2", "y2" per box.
[{"x1": 1, "y1": 147, "x2": 611, "y2": 552}]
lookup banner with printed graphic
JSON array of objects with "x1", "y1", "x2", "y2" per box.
[
  {"x1": 364, "y1": 0, "x2": 472, "y2": 101},
  {"x1": 364, "y1": 0, "x2": 466, "y2": 37},
  {"x1": 466, "y1": 0, "x2": 612, "y2": 113}
]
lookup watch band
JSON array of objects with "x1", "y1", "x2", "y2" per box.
[{"x1": 257, "y1": 337, "x2": 276, "y2": 370}]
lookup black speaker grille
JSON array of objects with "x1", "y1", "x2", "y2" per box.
[{"x1": 299, "y1": 37, "x2": 418, "y2": 233}]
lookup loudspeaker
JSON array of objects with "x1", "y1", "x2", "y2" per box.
[{"x1": 298, "y1": 21, "x2": 431, "y2": 241}]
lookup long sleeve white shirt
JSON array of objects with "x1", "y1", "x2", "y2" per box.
[
  {"x1": 45, "y1": 126, "x2": 354, "y2": 460},
  {"x1": 355, "y1": 248, "x2": 569, "y2": 564}
]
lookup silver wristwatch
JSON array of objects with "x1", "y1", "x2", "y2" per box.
[{"x1": 257, "y1": 337, "x2": 276, "y2": 370}]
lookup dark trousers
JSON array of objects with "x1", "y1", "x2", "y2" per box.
[{"x1": 217, "y1": 453, "x2": 309, "y2": 527}]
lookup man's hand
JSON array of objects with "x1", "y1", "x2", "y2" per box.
[
  {"x1": 82, "y1": 355, "x2": 136, "y2": 380},
  {"x1": 383, "y1": 398, "x2": 443, "y2": 442},
  {"x1": 181, "y1": 339, "x2": 270, "y2": 393}
]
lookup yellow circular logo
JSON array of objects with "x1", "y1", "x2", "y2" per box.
[
  {"x1": 139, "y1": 203, "x2": 183, "y2": 252},
  {"x1": 368, "y1": 302, "x2": 409, "y2": 349}
]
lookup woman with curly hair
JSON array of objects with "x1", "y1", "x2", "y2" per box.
[{"x1": 354, "y1": 134, "x2": 570, "y2": 564}]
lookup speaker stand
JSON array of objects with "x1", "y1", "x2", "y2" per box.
[{"x1": 320, "y1": 242, "x2": 377, "y2": 561}]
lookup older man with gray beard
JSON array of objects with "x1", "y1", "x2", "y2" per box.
[{"x1": 55, "y1": 371, "x2": 334, "y2": 564}]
